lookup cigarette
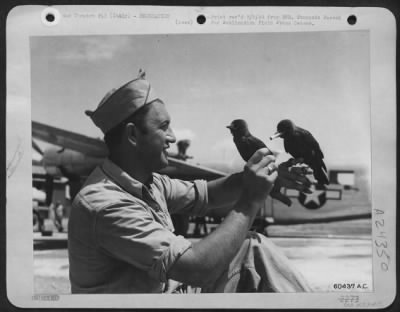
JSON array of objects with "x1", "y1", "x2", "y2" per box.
[{"x1": 269, "y1": 132, "x2": 283, "y2": 140}]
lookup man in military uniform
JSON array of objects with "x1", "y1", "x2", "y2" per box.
[{"x1": 68, "y1": 70, "x2": 312, "y2": 293}]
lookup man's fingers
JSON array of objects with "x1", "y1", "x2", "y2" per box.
[
  {"x1": 293, "y1": 157, "x2": 304, "y2": 164},
  {"x1": 265, "y1": 162, "x2": 278, "y2": 175},
  {"x1": 281, "y1": 157, "x2": 301, "y2": 167},
  {"x1": 249, "y1": 153, "x2": 276, "y2": 172},
  {"x1": 278, "y1": 166, "x2": 312, "y2": 187},
  {"x1": 249, "y1": 148, "x2": 273, "y2": 164},
  {"x1": 263, "y1": 145, "x2": 283, "y2": 157},
  {"x1": 290, "y1": 166, "x2": 313, "y2": 175},
  {"x1": 280, "y1": 158, "x2": 293, "y2": 168}
]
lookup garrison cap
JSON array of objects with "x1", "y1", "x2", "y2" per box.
[{"x1": 85, "y1": 69, "x2": 159, "y2": 134}]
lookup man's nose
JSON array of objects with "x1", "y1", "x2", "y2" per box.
[{"x1": 167, "y1": 127, "x2": 176, "y2": 143}]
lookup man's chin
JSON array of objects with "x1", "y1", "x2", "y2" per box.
[{"x1": 158, "y1": 155, "x2": 169, "y2": 170}]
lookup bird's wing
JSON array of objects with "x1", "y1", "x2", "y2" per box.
[
  {"x1": 299, "y1": 128, "x2": 328, "y2": 180},
  {"x1": 299, "y1": 128, "x2": 325, "y2": 160},
  {"x1": 234, "y1": 135, "x2": 266, "y2": 162},
  {"x1": 284, "y1": 134, "x2": 304, "y2": 159},
  {"x1": 248, "y1": 135, "x2": 267, "y2": 150}
]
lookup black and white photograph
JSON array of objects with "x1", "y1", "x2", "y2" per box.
[{"x1": 5, "y1": 5, "x2": 396, "y2": 309}]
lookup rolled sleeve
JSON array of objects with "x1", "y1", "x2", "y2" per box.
[
  {"x1": 96, "y1": 199, "x2": 192, "y2": 282},
  {"x1": 192, "y1": 180, "x2": 208, "y2": 216},
  {"x1": 155, "y1": 174, "x2": 208, "y2": 216},
  {"x1": 149, "y1": 235, "x2": 192, "y2": 282}
]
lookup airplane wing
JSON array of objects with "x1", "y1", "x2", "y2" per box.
[
  {"x1": 32, "y1": 121, "x2": 228, "y2": 180},
  {"x1": 32, "y1": 121, "x2": 108, "y2": 158}
]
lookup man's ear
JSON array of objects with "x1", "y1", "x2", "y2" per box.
[{"x1": 125, "y1": 122, "x2": 138, "y2": 146}]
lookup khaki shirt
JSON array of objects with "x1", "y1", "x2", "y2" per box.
[{"x1": 68, "y1": 159, "x2": 208, "y2": 293}]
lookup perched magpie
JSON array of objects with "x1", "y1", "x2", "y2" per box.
[{"x1": 270, "y1": 119, "x2": 329, "y2": 186}]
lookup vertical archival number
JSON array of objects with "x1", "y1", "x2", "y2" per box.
[{"x1": 373, "y1": 209, "x2": 390, "y2": 272}]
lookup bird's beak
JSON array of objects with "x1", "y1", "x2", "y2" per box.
[
  {"x1": 226, "y1": 125, "x2": 232, "y2": 129},
  {"x1": 270, "y1": 132, "x2": 283, "y2": 140}
]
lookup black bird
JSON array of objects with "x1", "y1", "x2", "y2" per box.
[
  {"x1": 227, "y1": 119, "x2": 268, "y2": 162},
  {"x1": 270, "y1": 119, "x2": 329, "y2": 186},
  {"x1": 227, "y1": 119, "x2": 291, "y2": 206}
]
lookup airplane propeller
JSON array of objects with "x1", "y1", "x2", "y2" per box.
[
  {"x1": 32, "y1": 139, "x2": 58, "y2": 205},
  {"x1": 58, "y1": 165, "x2": 82, "y2": 200},
  {"x1": 32, "y1": 139, "x2": 44, "y2": 167},
  {"x1": 32, "y1": 139, "x2": 44, "y2": 156},
  {"x1": 44, "y1": 174, "x2": 54, "y2": 206}
]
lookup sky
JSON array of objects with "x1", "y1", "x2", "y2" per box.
[{"x1": 29, "y1": 31, "x2": 371, "y2": 170}]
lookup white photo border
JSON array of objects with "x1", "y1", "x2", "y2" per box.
[{"x1": 6, "y1": 5, "x2": 396, "y2": 309}]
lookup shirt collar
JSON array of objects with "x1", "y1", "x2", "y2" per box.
[{"x1": 101, "y1": 158, "x2": 151, "y2": 199}]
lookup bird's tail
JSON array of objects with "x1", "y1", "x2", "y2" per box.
[{"x1": 315, "y1": 161, "x2": 329, "y2": 185}]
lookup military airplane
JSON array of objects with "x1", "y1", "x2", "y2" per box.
[{"x1": 32, "y1": 121, "x2": 371, "y2": 235}]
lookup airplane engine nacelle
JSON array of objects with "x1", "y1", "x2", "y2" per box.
[{"x1": 43, "y1": 147, "x2": 103, "y2": 177}]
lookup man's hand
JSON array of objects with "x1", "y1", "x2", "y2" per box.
[
  {"x1": 242, "y1": 148, "x2": 278, "y2": 202},
  {"x1": 270, "y1": 158, "x2": 313, "y2": 206},
  {"x1": 169, "y1": 149, "x2": 279, "y2": 287}
]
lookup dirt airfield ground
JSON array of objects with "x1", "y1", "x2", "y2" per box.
[{"x1": 33, "y1": 219, "x2": 372, "y2": 294}]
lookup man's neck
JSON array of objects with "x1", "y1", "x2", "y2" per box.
[{"x1": 109, "y1": 154, "x2": 152, "y2": 185}]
